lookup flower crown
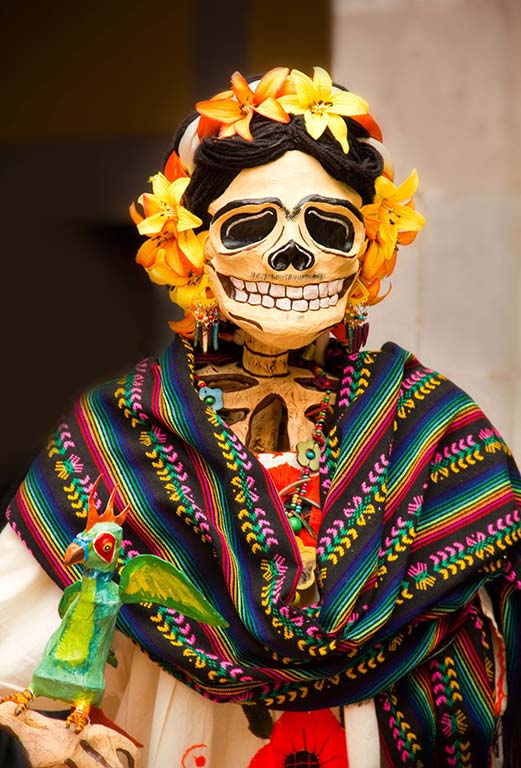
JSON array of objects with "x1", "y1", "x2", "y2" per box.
[{"x1": 130, "y1": 66, "x2": 425, "y2": 336}]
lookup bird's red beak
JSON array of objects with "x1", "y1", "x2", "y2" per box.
[{"x1": 63, "y1": 542, "x2": 85, "y2": 566}]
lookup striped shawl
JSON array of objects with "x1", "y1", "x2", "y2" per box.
[{"x1": 7, "y1": 338, "x2": 521, "y2": 766}]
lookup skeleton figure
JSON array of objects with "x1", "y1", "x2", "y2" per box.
[
  {"x1": 161, "y1": 71, "x2": 394, "y2": 455},
  {"x1": 9, "y1": 67, "x2": 517, "y2": 768},
  {"x1": 200, "y1": 150, "x2": 366, "y2": 452}
]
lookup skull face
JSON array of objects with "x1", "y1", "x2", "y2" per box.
[{"x1": 205, "y1": 151, "x2": 366, "y2": 350}]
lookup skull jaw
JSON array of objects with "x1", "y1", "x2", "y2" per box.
[{"x1": 207, "y1": 263, "x2": 354, "y2": 351}]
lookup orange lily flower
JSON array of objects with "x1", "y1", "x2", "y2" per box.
[
  {"x1": 360, "y1": 169, "x2": 425, "y2": 289},
  {"x1": 135, "y1": 225, "x2": 206, "y2": 287},
  {"x1": 362, "y1": 170, "x2": 425, "y2": 248},
  {"x1": 132, "y1": 171, "x2": 205, "y2": 274},
  {"x1": 196, "y1": 66, "x2": 290, "y2": 142},
  {"x1": 163, "y1": 150, "x2": 187, "y2": 183},
  {"x1": 278, "y1": 67, "x2": 368, "y2": 153}
]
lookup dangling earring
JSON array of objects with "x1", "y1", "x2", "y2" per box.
[
  {"x1": 194, "y1": 302, "x2": 220, "y2": 353},
  {"x1": 344, "y1": 302, "x2": 369, "y2": 354}
]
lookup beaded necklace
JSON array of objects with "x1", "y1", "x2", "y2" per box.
[{"x1": 194, "y1": 360, "x2": 335, "y2": 548}]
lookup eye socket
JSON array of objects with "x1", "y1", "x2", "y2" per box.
[
  {"x1": 220, "y1": 208, "x2": 277, "y2": 250},
  {"x1": 304, "y1": 207, "x2": 356, "y2": 253}
]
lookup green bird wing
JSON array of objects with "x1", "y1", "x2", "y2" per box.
[
  {"x1": 58, "y1": 581, "x2": 81, "y2": 618},
  {"x1": 119, "y1": 554, "x2": 228, "y2": 627}
]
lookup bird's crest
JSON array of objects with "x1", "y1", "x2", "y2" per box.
[{"x1": 86, "y1": 475, "x2": 130, "y2": 531}]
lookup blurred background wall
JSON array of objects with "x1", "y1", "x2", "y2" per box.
[
  {"x1": 1, "y1": 0, "x2": 519, "y2": 504},
  {"x1": 332, "y1": 0, "x2": 521, "y2": 458}
]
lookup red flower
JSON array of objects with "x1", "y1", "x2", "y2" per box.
[{"x1": 249, "y1": 710, "x2": 349, "y2": 768}]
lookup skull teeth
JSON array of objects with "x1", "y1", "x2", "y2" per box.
[{"x1": 228, "y1": 277, "x2": 345, "y2": 311}]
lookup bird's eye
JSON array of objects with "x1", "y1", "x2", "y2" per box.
[{"x1": 94, "y1": 532, "x2": 116, "y2": 563}]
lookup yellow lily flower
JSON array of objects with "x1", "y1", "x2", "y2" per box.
[
  {"x1": 357, "y1": 169, "x2": 426, "y2": 304},
  {"x1": 278, "y1": 67, "x2": 368, "y2": 153},
  {"x1": 362, "y1": 169, "x2": 425, "y2": 246},
  {"x1": 137, "y1": 174, "x2": 202, "y2": 237}
]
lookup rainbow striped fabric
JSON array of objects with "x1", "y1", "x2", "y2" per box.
[{"x1": 7, "y1": 339, "x2": 521, "y2": 765}]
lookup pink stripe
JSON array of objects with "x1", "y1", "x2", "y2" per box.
[
  {"x1": 412, "y1": 490, "x2": 516, "y2": 552},
  {"x1": 324, "y1": 403, "x2": 395, "y2": 511}
]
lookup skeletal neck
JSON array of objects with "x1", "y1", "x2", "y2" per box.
[{"x1": 242, "y1": 334, "x2": 289, "y2": 377}]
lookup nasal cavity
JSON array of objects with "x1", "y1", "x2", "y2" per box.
[{"x1": 267, "y1": 241, "x2": 315, "y2": 272}]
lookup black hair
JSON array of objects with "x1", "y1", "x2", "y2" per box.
[{"x1": 171, "y1": 109, "x2": 383, "y2": 228}]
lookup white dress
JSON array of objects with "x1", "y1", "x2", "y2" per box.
[{"x1": 0, "y1": 470, "x2": 381, "y2": 768}]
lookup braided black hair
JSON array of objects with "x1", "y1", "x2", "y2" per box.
[{"x1": 171, "y1": 110, "x2": 383, "y2": 228}]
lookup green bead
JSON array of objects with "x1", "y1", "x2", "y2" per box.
[
  {"x1": 205, "y1": 396, "x2": 215, "y2": 405},
  {"x1": 289, "y1": 516, "x2": 303, "y2": 533}
]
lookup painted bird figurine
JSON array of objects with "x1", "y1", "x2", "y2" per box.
[{"x1": 1, "y1": 477, "x2": 228, "y2": 732}]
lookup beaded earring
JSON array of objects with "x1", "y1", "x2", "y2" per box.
[
  {"x1": 344, "y1": 303, "x2": 369, "y2": 354},
  {"x1": 193, "y1": 303, "x2": 220, "y2": 353}
]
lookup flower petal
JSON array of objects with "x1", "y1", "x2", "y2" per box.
[
  {"x1": 304, "y1": 110, "x2": 329, "y2": 140},
  {"x1": 175, "y1": 206, "x2": 203, "y2": 233},
  {"x1": 178, "y1": 229, "x2": 205, "y2": 270},
  {"x1": 361, "y1": 207, "x2": 381, "y2": 240},
  {"x1": 170, "y1": 282, "x2": 199, "y2": 312},
  {"x1": 207, "y1": 88, "x2": 233, "y2": 101},
  {"x1": 331, "y1": 90, "x2": 369, "y2": 116},
  {"x1": 312, "y1": 66, "x2": 333, "y2": 102},
  {"x1": 327, "y1": 113, "x2": 349, "y2": 153},
  {"x1": 255, "y1": 97, "x2": 290, "y2": 123},
  {"x1": 374, "y1": 175, "x2": 396, "y2": 201},
  {"x1": 379, "y1": 212, "x2": 395, "y2": 246},
  {"x1": 277, "y1": 94, "x2": 306, "y2": 115},
  {"x1": 150, "y1": 172, "x2": 171, "y2": 199},
  {"x1": 352, "y1": 112, "x2": 383, "y2": 141},
  {"x1": 168, "y1": 176, "x2": 191, "y2": 206},
  {"x1": 385, "y1": 246, "x2": 398, "y2": 274},
  {"x1": 254, "y1": 66, "x2": 290, "y2": 102},
  {"x1": 291, "y1": 68, "x2": 318, "y2": 107},
  {"x1": 171, "y1": 274, "x2": 214, "y2": 313},
  {"x1": 370, "y1": 280, "x2": 391, "y2": 305},
  {"x1": 138, "y1": 193, "x2": 163, "y2": 218},
  {"x1": 231, "y1": 71, "x2": 254, "y2": 105},
  {"x1": 219, "y1": 112, "x2": 254, "y2": 141},
  {"x1": 390, "y1": 203, "x2": 425, "y2": 232},
  {"x1": 234, "y1": 113, "x2": 255, "y2": 141},
  {"x1": 143, "y1": 247, "x2": 180, "y2": 285},
  {"x1": 163, "y1": 240, "x2": 191, "y2": 276},
  {"x1": 362, "y1": 240, "x2": 385, "y2": 281},
  {"x1": 196, "y1": 98, "x2": 242, "y2": 123},
  {"x1": 397, "y1": 229, "x2": 418, "y2": 246},
  {"x1": 168, "y1": 313, "x2": 196, "y2": 336},
  {"x1": 135, "y1": 238, "x2": 157, "y2": 268},
  {"x1": 248, "y1": 744, "x2": 278, "y2": 768},
  {"x1": 129, "y1": 201, "x2": 144, "y2": 225},
  {"x1": 392, "y1": 168, "x2": 419, "y2": 202},
  {"x1": 197, "y1": 114, "x2": 222, "y2": 139},
  {"x1": 137, "y1": 212, "x2": 169, "y2": 236},
  {"x1": 163, "y1": 151, "x2": 186, "y2": 183}
]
